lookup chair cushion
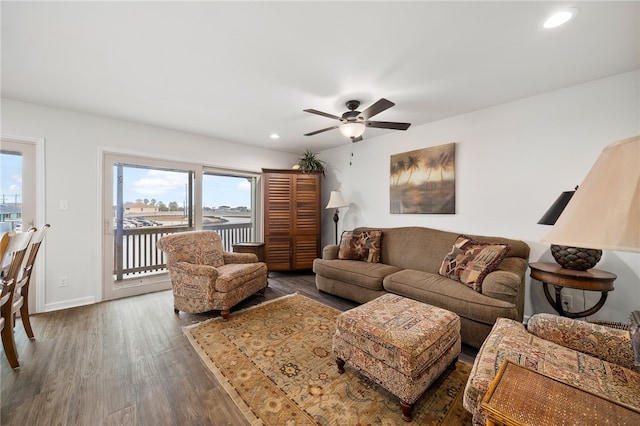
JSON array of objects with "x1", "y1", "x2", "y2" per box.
[{"x1": 215, "y1": 262, "x2": 267, "y2": 292}]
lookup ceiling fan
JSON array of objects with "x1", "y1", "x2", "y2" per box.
[{"x1": 303, "y1": 98, "x2": 411, "y2": 142}]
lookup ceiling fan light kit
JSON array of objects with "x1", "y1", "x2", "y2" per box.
[
  {"x1": 339, "y1": 122, "x2": 366, "y2": 139},
  {"x1": 304, "y1": 98, "x2": 411, "y2": 143}
]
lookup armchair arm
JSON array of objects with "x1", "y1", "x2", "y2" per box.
[
  {"x1": 171, "y1": 261, "x2": 220, "y2": 280},
  {"x1": 528, "y1": 313, "x2": 638, "y2": 372},
  {"x1": 322, "y1": 245, "x2": 339, "y2": 260},
  {"x1": 223, "y1": 251, "x2": 258, "y2": 264}
]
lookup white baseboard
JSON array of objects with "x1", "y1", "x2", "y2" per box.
[{"x1": 45, "y1": 296, "x2": 96, "y2": 313}]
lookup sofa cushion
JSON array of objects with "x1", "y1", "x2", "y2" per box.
[
  {"x1": 313, "y1": 258, "x2": 401, "y2": 292},
  {"x1": 438, "y1": 235, "x2": 510, "y2": 292},
  {"x1": 338, "y1": 229, "x2": 382, "y2": 263},
  {"x1": 382, "y1": 269, "x2": 517, "y2": 325}
]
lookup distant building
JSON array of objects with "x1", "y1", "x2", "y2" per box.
[
  {"x1": 123, "y1": 202, "x2": 157, "y2": 214},
  {"x1": 0, "y1": 203, "x2": 21, "y2": 222},
  {"x1": 0, "y1": 204, "x2": 22, "y2": 232}
]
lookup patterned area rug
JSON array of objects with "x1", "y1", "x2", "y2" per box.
[{"x1": 184, "y1": 294, "x2": 473, "y2": 425}]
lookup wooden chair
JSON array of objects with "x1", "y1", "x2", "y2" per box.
[
  {"x1": 12, "y1": 224, "x2": 50, "y2": 339},
  {"x1": 0, "y1": 229, "x2": 34, "y2": 368},
  {"x1": 0, "y1": 231, "x2": 16, "y2": 277}
]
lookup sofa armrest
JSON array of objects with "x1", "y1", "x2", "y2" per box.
[
  {"x1": 223, "y1": 251, "x2": 258, "y2": 264},
  {"x1": 528, "y1": 313, "x2": 638, "y2": 372},
  {"x1": 481, "y1": 257, "x2": 527, "y2": 320},
  {"x1": 322, "y1": 245, "x2": 339, "y2": 260},
  {"x1": 481, "y1": 270, "x2": 520, "y2": 304}
]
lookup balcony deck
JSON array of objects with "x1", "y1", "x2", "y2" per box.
[{"x1": 113, "y1": 222, "x2": 253, "y2": 281}]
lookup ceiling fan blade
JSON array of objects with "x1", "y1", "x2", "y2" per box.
[
  {"x1": 365, "y1": 121, "x2": 411, "y2": 130},
  {"x1": 351, "y1": 135, "x2": 363, "y2": 143},
  {"x1": 303, "y1": 109, "x2": 341, "y2": 120},
  {"x1": 304, "y1": 125, "x2": 339, "y2": 136},
  {"x1": 359, "y1": 98, "x2": 395, "y2": 120}
]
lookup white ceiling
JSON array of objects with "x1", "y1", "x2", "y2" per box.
[{"x1": 2, "y1": 1, "x2": 639, "y2": 154}]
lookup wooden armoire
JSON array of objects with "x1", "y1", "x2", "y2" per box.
[{"x1": 262, "y1": 169, "x2": 321, "y2": 271}]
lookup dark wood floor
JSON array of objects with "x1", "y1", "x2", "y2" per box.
[{"x1": 1, "y1": 272, "x2": 477, "y2": 425}]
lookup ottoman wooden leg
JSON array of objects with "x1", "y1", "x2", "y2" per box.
[
  {"x1": 336, "y1": 357, "x2": 345, "y2": 374},
  {"x1": 221, "y1": 309, "x2": 230, "y2": 320},
  {"x1": 400, "y1": 401, "x2": 414, "y2": 422},
  {"x1": 449, "y1": 357, "x2": 458, "y2": 370}
]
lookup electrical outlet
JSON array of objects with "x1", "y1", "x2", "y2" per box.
[
  {"x1": 59, "y1": 276, "x2": 68, "y2": 287},
  {"x1": 561, "y1": 294, "x2": 573, "y2": 310}
]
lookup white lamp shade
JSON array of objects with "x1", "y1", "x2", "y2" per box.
[
  {"x1": 541, "y1": 135, "x2": 640, "y2": 252},
  {"x1": 339, "y1": 123, "x2": 366, "y2": 139},
  {"x1": 326, "y1": 191, "x2": 348, "y2": 209}
]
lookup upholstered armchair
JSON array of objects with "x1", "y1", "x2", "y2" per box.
[
  {"x1": 157, "y1": 230, "x2": 268, "y2": 319},
  {"x1": 463, "y1": 313, "x2": 640, "y2": 426}
]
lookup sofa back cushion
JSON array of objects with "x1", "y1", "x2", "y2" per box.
[{"x1": 354, "y1": 226, "x2": 529, "y2": 274}]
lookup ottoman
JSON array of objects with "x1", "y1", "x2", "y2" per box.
[{"x1": 333, "y1": 293, "x2": 461, "y2": 422}]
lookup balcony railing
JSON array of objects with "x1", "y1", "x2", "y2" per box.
[{"x1": 113, "y1": 222, "x2": 253, "y2": 281}]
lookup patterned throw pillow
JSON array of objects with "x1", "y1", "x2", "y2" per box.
[
  {"x1": 438, "y1": 235, "x2": 510, "y2": 292},
  {"x1": 338, "y1": 230, "x2": 383, "y2": 263}
]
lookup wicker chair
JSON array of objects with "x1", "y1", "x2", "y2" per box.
[{"x1": 157, "y1": 230, "x2": 268, "y2": 319}]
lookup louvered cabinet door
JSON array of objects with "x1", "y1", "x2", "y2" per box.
[
  {"x1": 263, "y1": 169, "x2": 321, "y2": 271},
  {"x1": 292, "y1": 173, "x2": 320, "y2": 269},
  {"x1": 264, "y1": 172, "x2": 293, "y2": 270}
]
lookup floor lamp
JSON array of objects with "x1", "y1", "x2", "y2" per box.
[{"x1": 326, "y1": 191, "x2": 348, "y2": 244}]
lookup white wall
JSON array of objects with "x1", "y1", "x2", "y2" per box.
[
  {"x1": 318, "y1": 71, "x2": 640, "y2": 323},
  {"x1": 1, "y1": 99, "x2": 298, "y2": 311}
]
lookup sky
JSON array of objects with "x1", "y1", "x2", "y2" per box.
[
  {"x1": 0, "y1": 152, "x2": 22, "y2": 205},
  {"x1": 0, "y1": 153, "x2": 251, "y2": 209},
  {"x1": 117, "y1": 165, "x2": 252, "y2": 209}
]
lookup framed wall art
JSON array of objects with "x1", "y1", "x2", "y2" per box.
[{"x1": 390, "y1": 142, "x2": 456, "y2": 214}]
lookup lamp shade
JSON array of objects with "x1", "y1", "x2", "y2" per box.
[
  {"x1": 537, "y1": 190, "x2": 575, "y2": 225},
  {"x1": 541, "y1": 135, "x2": 640, "y2": 252},
  {"x1": 339, "y1": 123, "x2": 366, "y2": 139},
  {"x1": 326, "y1": 191, "x2": 348, "y2": 209}
]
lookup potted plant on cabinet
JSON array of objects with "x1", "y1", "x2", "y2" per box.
[{"x1": 298, "y1": 149, "x2": 326, "y2": 176}]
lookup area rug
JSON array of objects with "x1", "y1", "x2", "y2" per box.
[{"x1": 184, "y1": 294, "x2": 473, "y2": 425}]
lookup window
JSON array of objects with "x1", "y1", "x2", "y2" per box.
[{"x1": 202, "y1": 172, "x2": 257, "y2": 251}]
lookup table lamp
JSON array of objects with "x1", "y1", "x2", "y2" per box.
[
  {"x1": 541, "y1": 135, "x2": 640, "y2": 258},
  {"x1": 538, "y1": 186, "x2": 602, "y2": 270},
  {"x1": 326, "y1": 191, "x2": 349, "y2": 244}
]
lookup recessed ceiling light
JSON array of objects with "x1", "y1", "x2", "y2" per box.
[
  {"x1": 543, "y1": 8, "x2": 579, "y2": 29},
  {"x1": 270, "y1": 133, "x2": 280, "y2": 139}
]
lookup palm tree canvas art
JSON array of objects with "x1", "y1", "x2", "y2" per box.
[{"x1": 390, "y1": 143, "x2": 455, "y2": 214}]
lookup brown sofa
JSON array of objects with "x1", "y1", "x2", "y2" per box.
[{"x1": 312, "y1": 226, "x2": 530, "y2": 348}]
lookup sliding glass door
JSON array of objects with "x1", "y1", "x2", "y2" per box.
[{"x1": 102, "y1": 153, "x2": 260, "y2": 301}]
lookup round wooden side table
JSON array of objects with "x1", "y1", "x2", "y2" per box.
[{"x1": 529, "y1": 262, "x2": 616, "y2": 318}]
